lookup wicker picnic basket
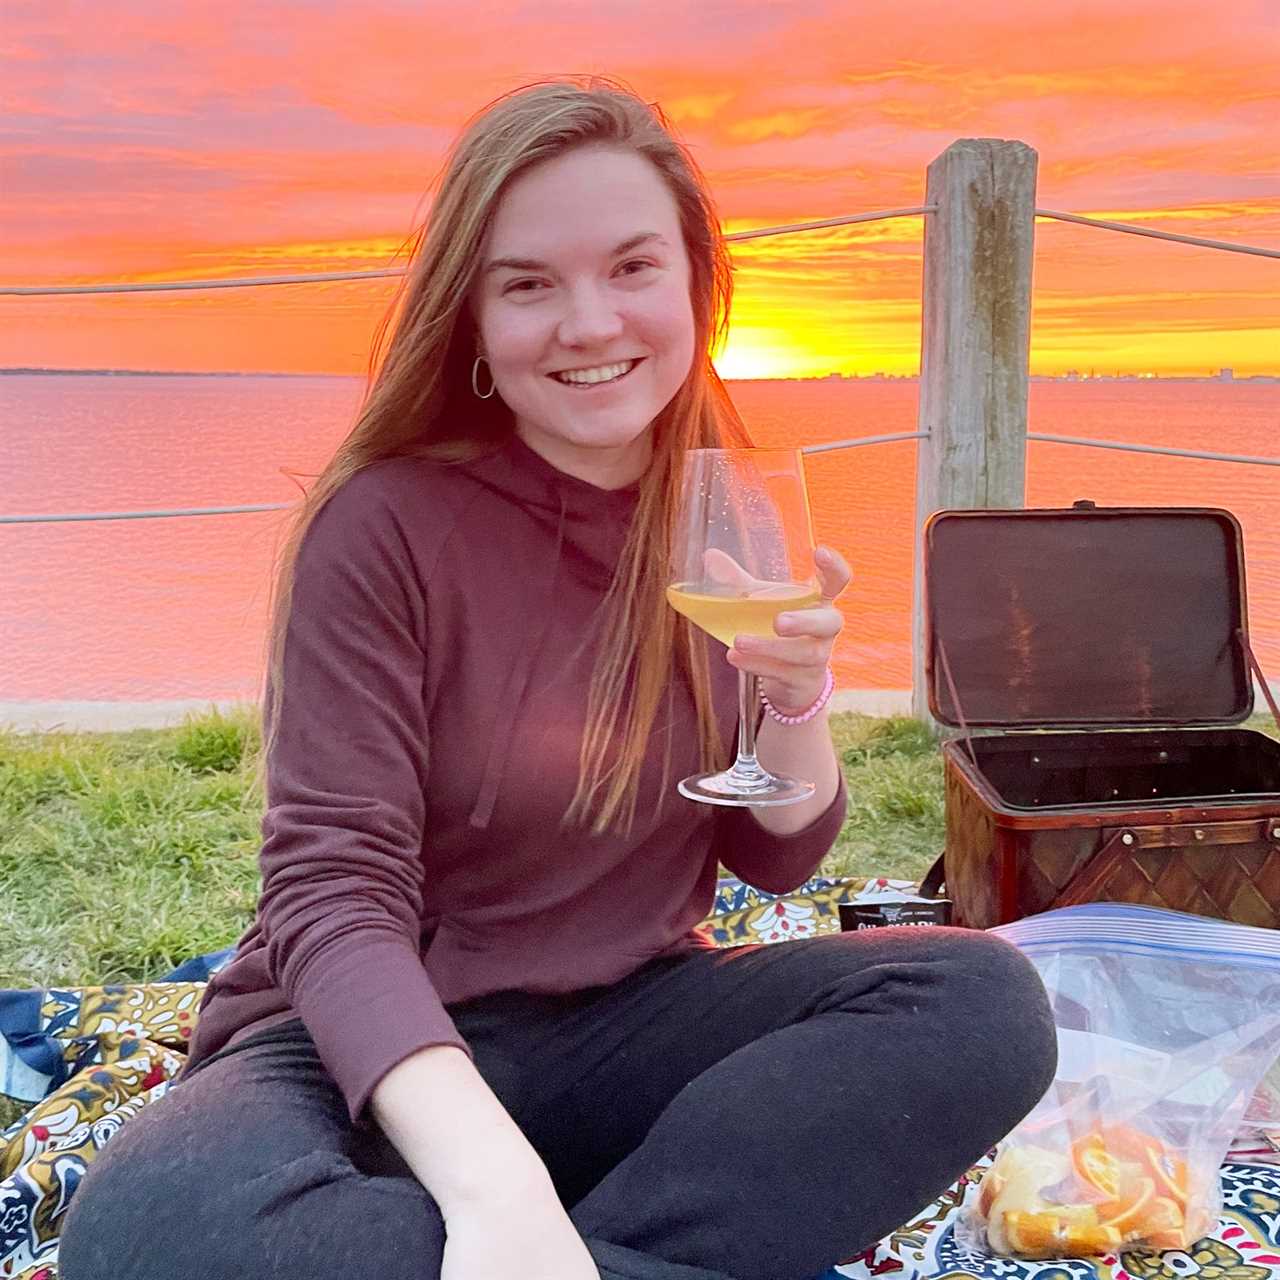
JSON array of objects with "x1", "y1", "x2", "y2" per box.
[{"x1": 919, "y1": 502, "x2": 1280, "y2": 929}]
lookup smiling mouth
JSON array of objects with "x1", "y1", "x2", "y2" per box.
[{"x1": 549, "y1": 358, "x2": 644, "y2": 388}]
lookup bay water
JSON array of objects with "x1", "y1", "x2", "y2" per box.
[{"x1": 3, "y1": 374, "x2": 1276, "y2": 713}]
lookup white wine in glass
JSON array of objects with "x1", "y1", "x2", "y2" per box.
[{"x1": 667, "y1": 448, "x2": 820, "y2": 806}]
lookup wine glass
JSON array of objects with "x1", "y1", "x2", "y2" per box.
[{"x1": 666, "y1": 448, "x2": 821, "y2": 806}]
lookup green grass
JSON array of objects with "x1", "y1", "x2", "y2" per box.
[
  {"x1": 827, "y1": 713, "x2": 945, "y2": 881},
  {"x1": 0, "y1": 708, "x2": 941, "y2": 994},
  {"x1": 0, "y1": 707, "x2": 265, "y2": 991},
  {"x1": 2, "y1": 709, "x2": 1278, "y2": 1132}
]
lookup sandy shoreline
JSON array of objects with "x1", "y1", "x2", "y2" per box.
[{"x1": 6, "y1": 682, "x2": 1278, "y2": 734}]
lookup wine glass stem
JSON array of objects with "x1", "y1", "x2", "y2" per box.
[{"x1": 729, "y1": 670, "x2": 770, "y2": 787}]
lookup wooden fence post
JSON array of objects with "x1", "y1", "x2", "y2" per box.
[{"x1": 911, "y1": 138, "x2": 1037, "y2": 723}]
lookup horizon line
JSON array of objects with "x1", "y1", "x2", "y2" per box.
[{"x1": 4, "y1": 366, "x2": 1278, "y2": 382}]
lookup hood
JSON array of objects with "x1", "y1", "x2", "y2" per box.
[{"x1": 455, "y1": 432, "x2": 643, "y2": 829}]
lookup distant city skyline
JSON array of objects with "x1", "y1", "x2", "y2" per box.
[{"x1": 5, "y1": 366, "x2": 1278, "y2": 383}]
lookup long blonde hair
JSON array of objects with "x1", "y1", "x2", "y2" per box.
[{"x1": 259, "y1": 75, "x2": 750, "y2": 835}]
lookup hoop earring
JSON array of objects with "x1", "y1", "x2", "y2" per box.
[{"x1": 471, "y1": 355, "x2": 496, "y2": 400}]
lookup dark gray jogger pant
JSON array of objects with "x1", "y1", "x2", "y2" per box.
[{"x1": 58, "y1": 927, "x2": 1057, "y2": 1280}]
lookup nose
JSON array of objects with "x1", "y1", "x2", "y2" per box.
[{"x1": 556, "y1": 281, "x2": 625, "y2": 350}]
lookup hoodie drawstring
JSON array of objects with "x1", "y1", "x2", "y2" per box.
[{"x1": 468, "y1": 489, "x2": 568, "y2": 829}]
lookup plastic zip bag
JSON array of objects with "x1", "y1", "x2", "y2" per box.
[
  {"x1": 1231, "y1": 1073, "x2": 1280, "y2": 1163},
  {"x1": 958, "y1": 903, "x2": 1280, "y2": 1259}
]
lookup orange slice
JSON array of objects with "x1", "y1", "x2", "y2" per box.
[
  {"x1": 1099, "y1": 1126, "x2": 1191, "y2": 1199},
  {"x1": 1056, "y1": 1204, "x2": 1101, "y2": 1227},
  {"x1": 1072, "y1": 1135, "x2": 1122, "y2": 1199},
  {"x1": 1138, "y1": 1195, "x2": 1187, "y2": 1250},
  {"x1": 1100, "y1": 1176, "x2": 1156, "y2": 1234},
  {"x1": 1143, "y1": 1142, "x2": 1190, "y2": 1207},
  {"x1": 1099, "y1": 1123, "x2": 1156, "y2": 1163},
  {"x1": 1064, "y1": 1223, "x2": 1123, "y2": 1256},
  {"x1": 1006, "y1": 1211, "x2": 1064, "y2": 1258}
]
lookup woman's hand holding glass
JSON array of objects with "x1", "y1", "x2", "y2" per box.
[{"x1": 722, "y1": 544, "x2": 850, "y2": 714}]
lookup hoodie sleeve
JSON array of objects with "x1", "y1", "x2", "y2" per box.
[
  {"x1": 257, "y1": 468, "x2": 471, "y2": 1124},
  {"x1": 711, "y1": 768, "x2": 848, "y2": 894}
]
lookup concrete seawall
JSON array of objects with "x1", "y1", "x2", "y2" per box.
[
  {"x1": 2, "y1": 689, "x2": 917, "y2": 733},
  {"x1": 6, "y1": 682, "x2": 1278, "y2": 734}
]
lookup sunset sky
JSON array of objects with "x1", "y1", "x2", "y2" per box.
[{"x1": 4, "y1": 0, "x2": 1278, "y2": 379}]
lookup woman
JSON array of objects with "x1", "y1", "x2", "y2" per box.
[{"x1": 59, "y1": 78, "x2": 1056, "y2": 1280}]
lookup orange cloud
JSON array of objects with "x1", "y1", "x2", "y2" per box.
[{"x1": 727, "y1": 107, "x2": 836, "y2": 143}]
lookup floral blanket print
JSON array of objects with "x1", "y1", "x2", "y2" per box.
[{"x1": 3, "y1": 875, "x2": 1278, "y2": 1280}]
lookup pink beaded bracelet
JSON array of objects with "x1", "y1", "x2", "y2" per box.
[{"x1": 760, "y1": 665, "x2": 835, "y2": 725}]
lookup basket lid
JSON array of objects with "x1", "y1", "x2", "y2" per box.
[{"x1": 924, "y1": 503, "x2": 1254, "y2": 729}]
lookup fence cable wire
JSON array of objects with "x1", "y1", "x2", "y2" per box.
[
  {"x1": 1028, "y1": 432, "x2": 1280, "y2": 467},
  {"x1": 0, "y1": 503, "x2": 292, "y2": 525},
  {"x1": 801, "y1": 430, "x2": 927, "y2": 455},
  {"x1": 1035, "y1": 208, "x2": 1280, "y2": 260},
  {"x1": 0, "y1": 207, "x2": 937, "y2": 296},
  {"x1": 5, "y1": 205, "x2": 1276, "y2": 295},
  {"x1": 6, "y1": 430, "x2": 1276, "y2": 525}
]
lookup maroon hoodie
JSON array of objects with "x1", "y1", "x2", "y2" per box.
[{"x1": 184, "y1": 432, "x2": 848, "y2": 1123}]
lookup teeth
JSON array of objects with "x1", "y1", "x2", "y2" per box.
[{"x1": 553, "y1": 359, "x2": 636, "y2": 385}]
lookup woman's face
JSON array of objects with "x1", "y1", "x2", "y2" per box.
[{"x1": 471, "y1": 143, "x2": 697, "y2": 489}]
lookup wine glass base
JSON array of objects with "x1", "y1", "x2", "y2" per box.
[{"x1": 677, "y1": 770, "x2": 816, "y2": 808}]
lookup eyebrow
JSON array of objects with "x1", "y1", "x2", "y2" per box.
[{"x1": 483, "y1": 232, "x2": 669, "y2": 276}]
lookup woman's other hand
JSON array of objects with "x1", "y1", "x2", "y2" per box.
[{"x1": 441, "y1": 1185, "x2": 601, "y2": 1280}]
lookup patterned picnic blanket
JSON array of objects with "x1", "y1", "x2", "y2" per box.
[{"x1": 3, "y1": 875, "x2": 1278, "y2": 1280}]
